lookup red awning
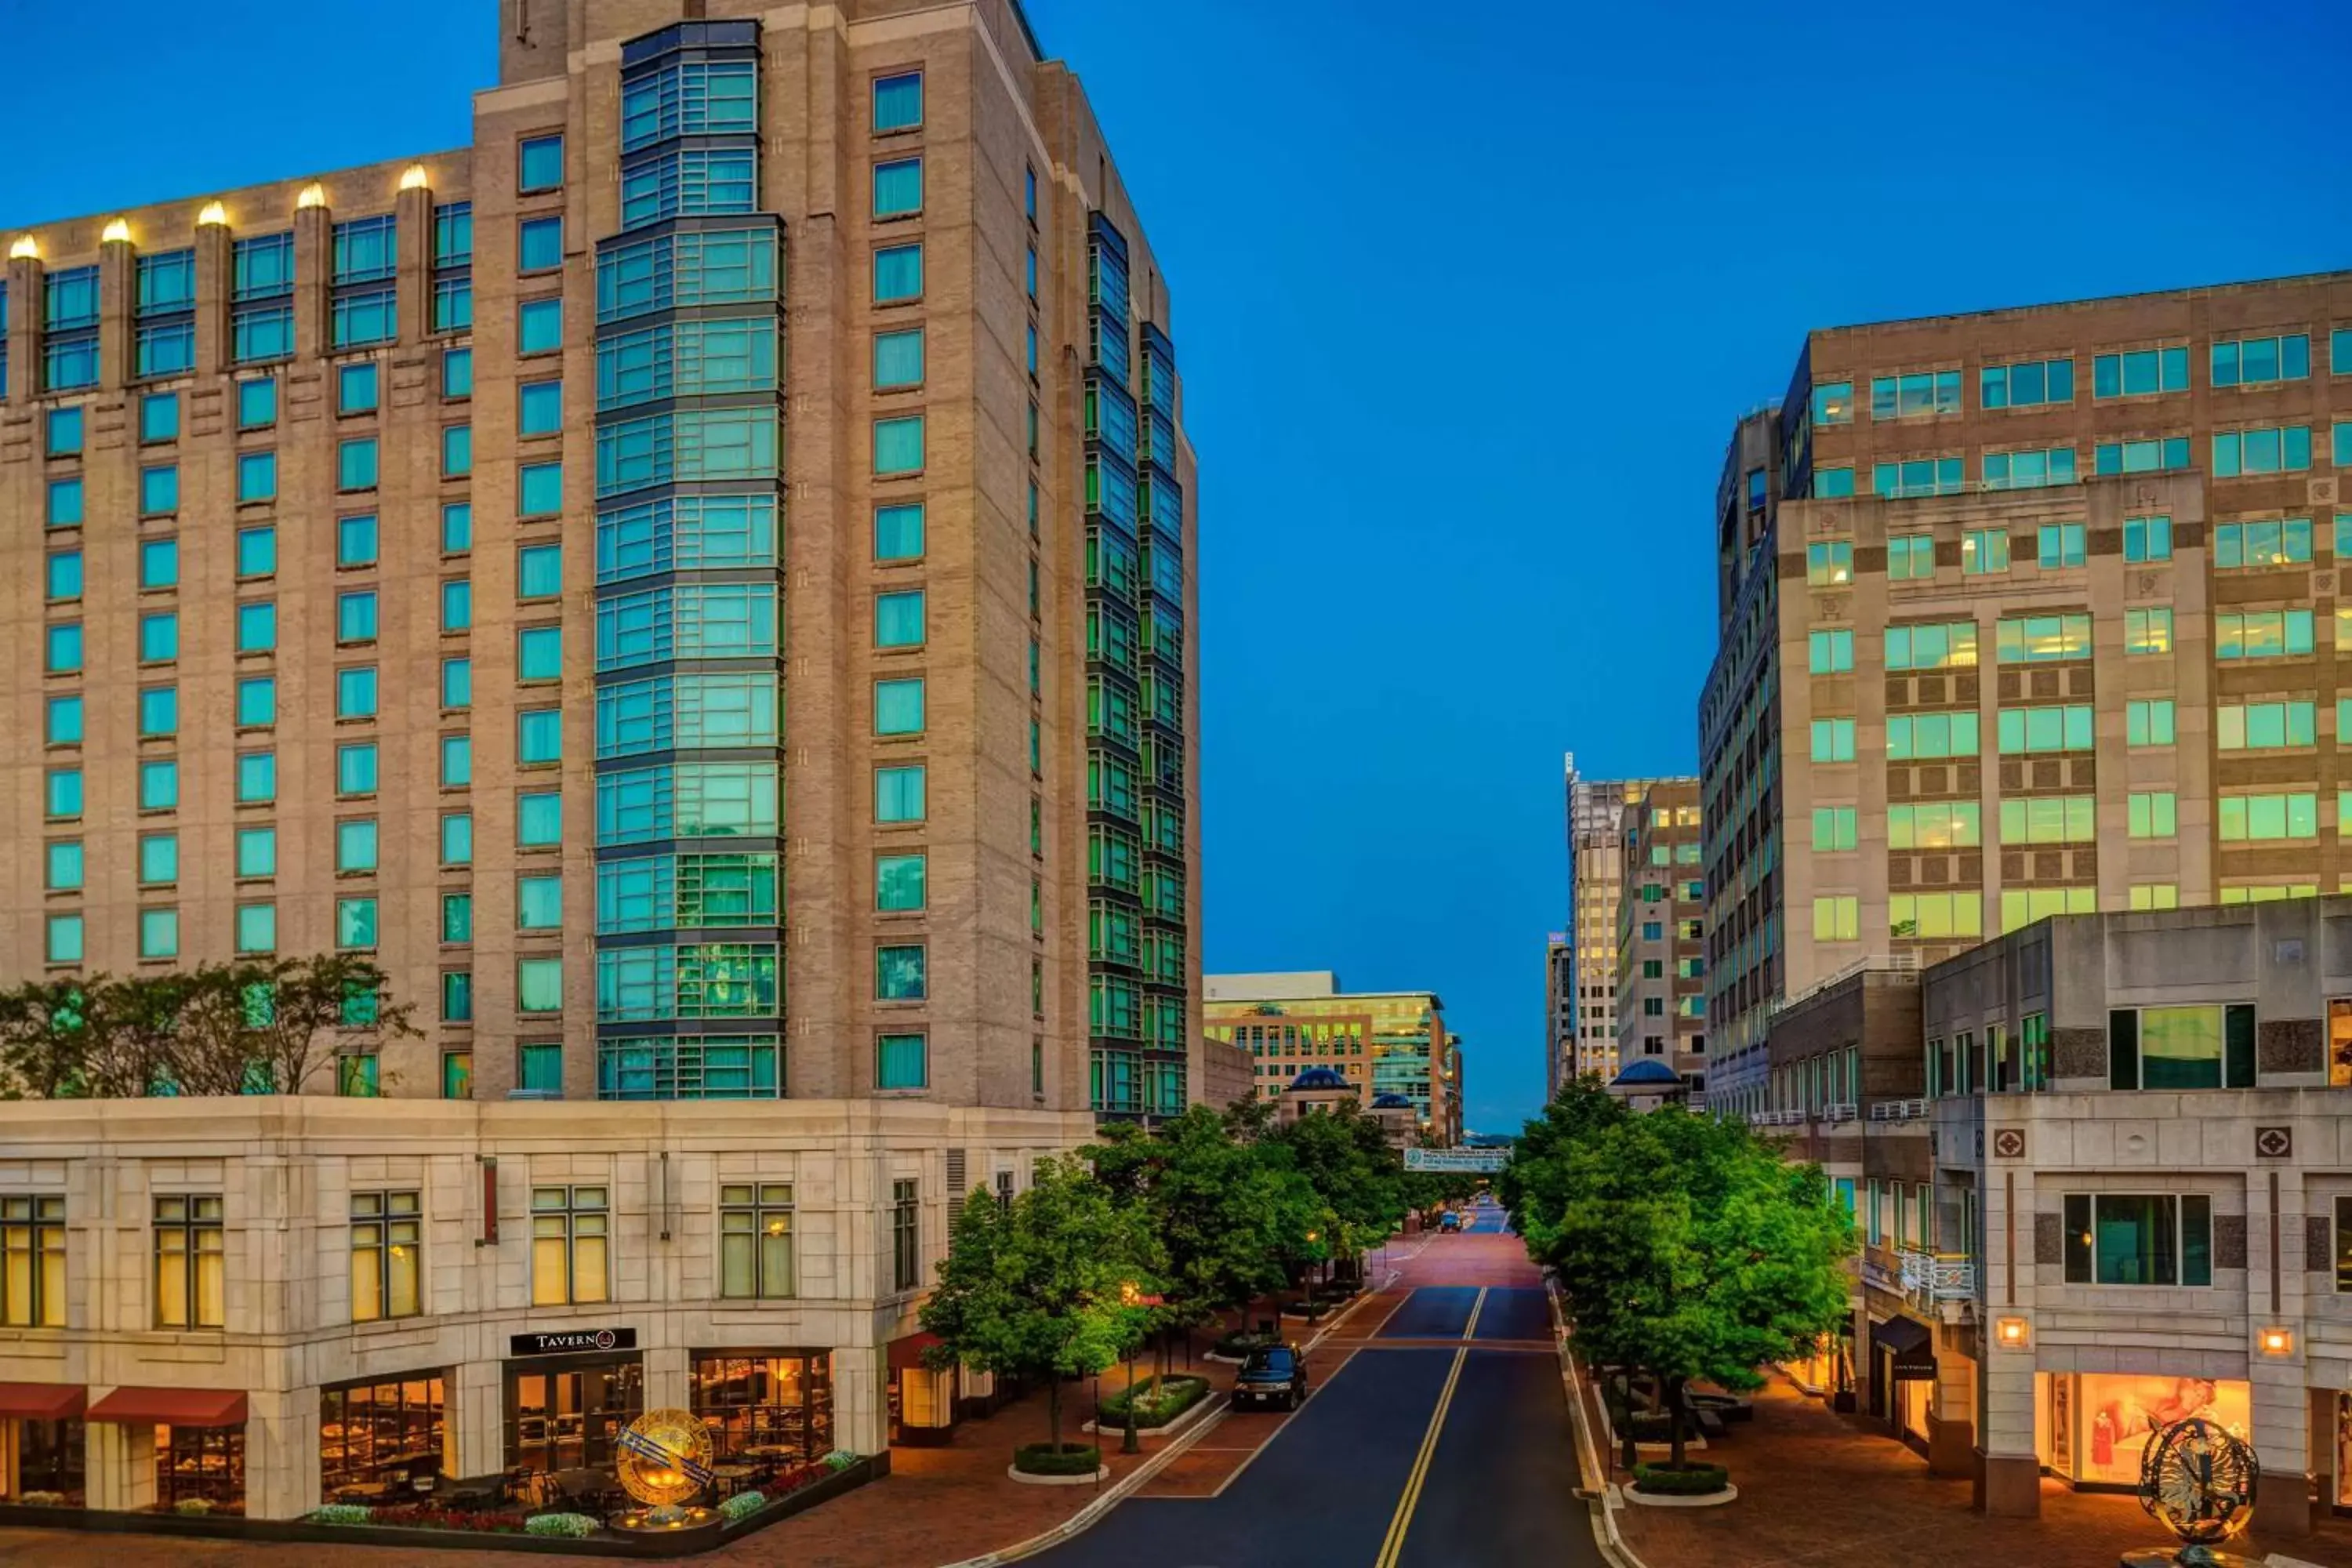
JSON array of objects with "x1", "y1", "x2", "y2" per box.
[
  {"x1": 86, "y1": 1387, "x2": 249, "y2": 1428},
  {"x1": 0, "y1": 1383, "x2": 85, "y2": 1421},
  {"x1": 887, "y1": 1332, "x2": 944, "y2": 1372}
]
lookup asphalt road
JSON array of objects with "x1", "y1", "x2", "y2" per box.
[{"x1": 1028, "y1": 1221, "x2": 1600, "y2": 1567}]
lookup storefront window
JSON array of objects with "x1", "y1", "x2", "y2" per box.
[
  {"x1": 2336, "y1": 1392, "x2": 2352, "y2": 1507},
  {"x1": 690, "y1": 1353, "x2": 833, "y2": 1459},
  {"x1": 321, "y1": 1377, "x2": 445, "y2": 1500},
  {"x1": 13, "y1": 1417, "x2": 84, "y2": 1503},
  {"x1": 2064, "y1": 1374, "x2": 2248, "y2": 1487},
  {"x1": 2329, "y1": 999, "x2": 2352, "y2": 1087},
  {"x1": 157, "y1": 1423, "x2": 243, "y2": 1513},
  {"x1": 506, "y1": 1358, "x2": 643, "y2": 1473}
]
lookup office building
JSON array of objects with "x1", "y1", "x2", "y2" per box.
[
  {"x1": 1921, "y1": 900, "x2": 2352, "y2": 1535},
  {"x1": 1703, "y1": 271, "x2": 2352, "y2": 1115},
  {"x1": 1542, "y1": 929, "x2": 1573, "y2": 1102},
  {"x1": 1203, "y1": 971, "x2": 1458, "y2": 1144},
  {"x1": 0, "y1": 0, "x2": 1191, "y2": 1519},
  {"x1": 1563, "y1": 755, "x2": 1670, "y2": 1086},
  {"x1": 1610, "y1": 779, "x2": 1707, "y2": 1101}
]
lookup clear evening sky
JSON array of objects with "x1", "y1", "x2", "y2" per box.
[{"x1": 3, "y1": 0, "x2": 2348, "y2": 1134}]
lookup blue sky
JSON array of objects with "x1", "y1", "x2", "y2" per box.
[{"x1": 5, "y1": 0, "x2": 2349, "y2": 1134}]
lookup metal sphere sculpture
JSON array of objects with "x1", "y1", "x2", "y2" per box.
[
  {"x1": 2138, "y1": 1416, "x2": 2257, "y2": 1547},
  {"x1": 615, "y1": 1408, "x2": 715, "y2": 1511}
]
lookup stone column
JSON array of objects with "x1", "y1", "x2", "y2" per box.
[
  {"x1": 833, "y1": 1346, "x2": 889, "y2": 1457},
  {"x1": 292, "y1": 200, "x2": 331, "y2": 363},
  {"x1": 8, "y1": 253, "x2": 45, "y2": 400},
  {"x1": 2249, "y1": 1171, "x2": 2313, "y2": 1536},
  {"x1": 85, "y1": 1421, "x2": 155, "y2": 1512},
  {"x1": 458, "y1": 1359, "x2": 506, "y2": 1479},
  {"x1": 645, "y1": 1344, "x2": 688, "y2": 1414},
  {"x1": 192, "y1": 215, "x2": 230, "y2": 379},
  {"x1": 249, "y1": 1395, "x2": 313, "y2": 1520},
  {"x1": 98, "y1": 230, "x2": 133, "y2": 391},
  {"x1": 1976, "y1": 1350, "x2": 2038, "y2": 1517},
  {"x1": 1928, "y1": 1342, "x2": 1977, "y2": 1478}
]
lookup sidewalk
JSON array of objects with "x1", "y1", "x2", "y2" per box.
[{"x1": 1608, "y1": 1375, "x2": 2352, "y2": 1568}]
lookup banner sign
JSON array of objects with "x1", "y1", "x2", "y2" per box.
[
  {"x1": 510, "y1": 1327, "x2": 638, "y2": 1356},
  {"x1": 1404, "y1": 1149, "x2": 1510, "y2": 1173}
]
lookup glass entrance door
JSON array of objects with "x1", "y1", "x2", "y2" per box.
[{"x1": 506, "y1": 1358, "x2": 644, "y2": 1472}]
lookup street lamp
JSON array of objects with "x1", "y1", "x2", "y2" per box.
[{"x1": 1117, "y1": 1281, "x2": 1143, "y2": 1456}]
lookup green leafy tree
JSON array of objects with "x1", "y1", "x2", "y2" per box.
[
  {"x1": 1498, "y1": 1077, "x2": 1628, "y2": 1264},
  {"x1": 1220, "y1": 1093, "x2": 1276, "y2": 1143},
  {"x1": 920, "y1": 1154, "x2": 1162, "y2": 1457},
  {"x1": 1272, "y1": 1104, "x2": 1403, "y2": 1292},
  {"x1": 0, "y1": 978, "x2": 98, "y2": 1098}
]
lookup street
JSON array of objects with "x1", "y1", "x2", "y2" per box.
[{"x1": 1029, "y1": 1200, "x2": 1603, "y2": 1568}]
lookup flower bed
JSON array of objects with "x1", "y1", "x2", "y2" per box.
[
  {"x1": 1210, "y1": 1330, "x2": 1279, "y2": 1358},
  {"x1": 1094, "y1": 1374, "x2": 1210, "y2": 1429}
]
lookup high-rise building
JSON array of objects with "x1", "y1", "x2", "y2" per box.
[
  {"x1": 1563, "y1": 754, "x2": 1671, "y2": 1084},
  {"x1": 1703, "y1": 270, "x2": 2352, "y2": 1116},
  {"x1": 1542, "y1": 929, "x2": 1572, "y2": 1101},
  {"x1": 0, "y1": 0, "x2": 1194, "y2": 1518},
  {"x1": 1202, "y1": 971, "x2": 1457, "y2": 1144},
  {"x1": 0, "y1": 0, "x2": 1196, "y2": 1117},
  {"x1": 1611, "y1": 779, "x2": 1707, "y2": 1101}
]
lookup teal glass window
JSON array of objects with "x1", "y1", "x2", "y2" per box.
[
  {"x1": 441, "y1": 733, "x2": 472, "y2": 787},
  {"x1": 877, "y1": 1033, "x2": 927, "y2": 1089},
  {"x1": 518, "y1": 379, "x2": 564, "y2": 437},
  {"x1": 237, "y1": 601, "x2": 276, "y2": 652},
  {"x1": 877, "y1": 852, "x2": 926, "y2": 912},
  {"x1": 517, "y1": 875, "x2": 563, "y2": 930},
  {"x1": 45, "y1": 768, "x2": 84, "y2": 818},
  {"x1": 875, "y1": 677, "x2": 925, "y2": 736},
  {"x1": 619, "y1": 149, "x2": 756, "y2": 227},
  {"x1": 235, "y1": 675, "x2": 275, "y2": 727},
  {"x1": 2212, "y1": 425, "x2": 2312, "y2": 477},
  {"x1": 2092, "y1": 347, "x2": 2188, "y2": 397},
  {"x1": 139, "y1": 537, "x2": 178, "y2": 590},
  {"x1": 1871, "y1": 456, "x2": 1963, "y2": 499},
  {"x1": 442, "y1": 656, "x2": 473, "y2": 710},
  {"x1": 138, "y1": 759, "x2": 179, "y2": 810},
  {"x1": 876, "y1": 945, "x2": 927, "y2": 1001},
  {"x1": 1980, "y1": 358, "x2": 2072, "y2": 409},
  {"x1": 333, "y1": 215, "x2": 397, "y2": 284},
  {"x1": 237, "y1": 451, "x2": 278, "y2": 503},
  {"x1": 337, "y1": 741, "x2": 379, "y2": 796},
  {"x1": 441, "y1": 974, "x2": 474, "y2": 1025},
  {"x1": 46, "y1": 840, "x2": 82, "y2": 891},
  {"x1": 140, "y1": 392, "x2": 180, "y2": 443},
  {"x1": 874, "y1": 328, "x2": 924, "y2": 389},
  {"x1": 337, "y1": 590, "x2": 379, "y2": 644},
  {"x1": 45, "y1": 551, "x2": 82, "y2": 601},
  {"x1": 139, "y1": 832, "x2": 179, "y2": 885},
  {"x1": 238, "y1": 525, "x2": 277, "y2": 577},
  {"x1": 337, "y1": 818, "x2": 379, "y2": 873},
  {"x1": 44, "y1": 622, "x2": 82, "y2": 674},
  {"x1": 873, "y1": 243, "x2": 922, "y2": 303},
  {"x1": 132, "y1": 461, "x2": 176, "y2": 512},
  {"x1": 45, "y1": 914, "x2": 84, "y2": 966},
  {"x1": 876, "y1": 764, "x2": 925, "y2": 822},
  {"x1": 518, "y1": 708, "x2": 563, "y2": 764},
  {"x1": 434, "y1": 278, "x2": 474, "y2": 333},
  {"x1": 442, "y1": 502, "x2": 474, "y2": 553},
  {"x1": 442, "y1": 423, "x2": 473, "y2": 478},
  {"x1": 876, "y1": 590, "x2": 924, "y2": 648},
  {"x1": 518, "y1": 543, "x2": 564, "y2": 597},
  {"x1": 138, "y1": 611, "x2": 178, "y2": 662},
  {"x1": 138, "y1": 685, "x2": 179, "y2": 737},
  {"x1": 234, "y1": 305, "x2": 292, "y2": 363},
  {"x1": 235, "y1": 826, "x2": 278, "y2": 879},
  {"x1": 876, "y1": 503, "x2": 924, "y2": 561},
  {"x1": 2212, "y1": 334, "x2": 2308, "y2": 387},
  {"x1": 518, "y1": 1042, "x2": 563, "y2": 1089},
  {"x1": 441, "y1": 811, "x2": 474, "y2": 866},
  {"x1": 434, "y1": 202, "x2": 473, "y2": 267},
  {"x1": 236, "y1": 750, "x2": 276, "y2": 803},
  {"x1": 873, "y1": 158, "x2": 923, "y2": 218},
  {"x1": 1025, "y1": 164, "x2": 1037, "y2": 220},
  {"x1": 46, "y1": 478, "x2": 83, "y2": 527},
  {"x1": 2124, "y1": 515, "x2": 2173, "y2": 562},
  {"x1": 517, "y1": 959, "x2": 564, "y2": 1015},
  {"x1": 339, "y1": 361, "x2": 380, "y2": 414},
  {"x1": 337, "y1": 666, "x2": 379, "y2": 718},
  {"x1": 336, "y1": 897, "x2": 379, "y2": 949},
  {"x1": 442, "y1": 347, "x2": 474, "y2": 399},
  {"x1": 138, "y1": 909, "x2": 179, "y2": 960},
  {"x1": 519, "y1": 216, "x2": 564, "y2": 273},
  {"x1": 517, "y1": 626, "x2": 563, "y2": 681},
  {"x1": 2094, "y1": 436, "x2": 2191, "y2": 475},
  {"x1": 338, "y1": 513, "x2": 379, "y2": 567},
  {"x1": 518, "y1": 790, "x2": 563, "y2": 847},
  {"x1": 238, "y1": 377, "x2": 278, "y2": 429},
  {"x1": 332, "y1": 289, "x2": 395, "y2": 350},
  {"x1": 874, "y1": 416, "x2": 924, "y2": 475},
  {"x1": 45, "y1": 696, "x2": 84, "y2": 745},
  {"x1": 339, "y1": 437, "x2": 380, "y2": 491},
  {"x1": 520, "y1": 297, "x2": 564, "y2": 354},
  {"x1": 873, "y1": 72, "x2": 922, "y2": 130},
  {"x1": 441, "y1": 578, "x2": 473, "y2": 631},
  {"x1": 520, "y1": 462, "x2": 564, "y2": 517},
  {"x1": 236, "y1": 902, "x2": 276, "y2": 954},
  {"x1": 519, "y1": 134, "x2": 564, "y2": 192},
  {"x1": 46, "y1": 407, "x2": 83, "y2": 456}
]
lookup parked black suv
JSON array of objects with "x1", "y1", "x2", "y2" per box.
[{"x1": 1232, "y1": 1345, "x2": 1308, "y2": 1410}]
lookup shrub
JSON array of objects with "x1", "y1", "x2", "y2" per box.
[
  {"x1": 717, "y1": 1490, "x2": 765, "y2": 1523},
  {"x1": 1211, "y1": 1330, "x2": 1277, "y2": 1358},
  {"x1": 1632, "y1": 1461, "x2": 1730, "y2": 1497},
  {"x1": 524, "y1": 1512, "x2": 599, "y2": 1539},
  {"x1": 172, "y1": 1498, "x2": 216, "y2": 1516},
  {"x1": 823, "y1": 1449, "x2": 861, "y2": 1473},
  {"x1": 16, "y1": 1491, "x2": 64, "y2": 1508},
  {"x1": 1097, "y1": 1374, "x2": 1210, "y2": 1428},
  {"x1": 310, "y1": 1503, "x2": 373, "y2": 1525},
  {"x1": 1012, "y1": 1443, "x2": 1102, "y2": 1477},
  {"x1": 368, "y1": 1503, "x2": 528, "y2": 1534}
]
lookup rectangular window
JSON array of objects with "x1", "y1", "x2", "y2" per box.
[
  {"x1": 1889, "y1": 891, "x2": 1980, "y2": 941},
  {"x1": 1981, "y1": 446, "x2": 2076, "y2": 492},
  {"x1": 348, "y1": 1192, "x2": 422, "y2": 1323},
  {"x1": 2094, "y1": 436, "x2": 2192, "y2": 476},
  {"x1": 718, "y1": 1185, "x2": 796, "y2": 1299},
  {"x1": 0, "y1": 1196, "x2": 65, "y2": 1327},
  {"x1": 1999, "y1": 795, "x2": 2095, "y2": 845},
  {"x1": 140, "y1": 833, "x2": 179, "y2": 888},
  {"x1": 2218, "y1": 700, "x2": 2316, "y2": 750},
  {"x1": 877, "y1": 944, "x2": 927, "y2": 1001},
  {"x1": 1980, "y1": 357, "x2": 2072, "y2": 409},
  {"x1": 518, "y1": 709, "x2": 563, "y2": 764},
  {"x1": 517, "y1": 957, "x2": 564, "y2": 1014},
  {"x1": 339, "y1": 437, "x2": 379, "y2": 492},
  {"x1": 873, "y1": 327, "x2": 924, "y2": 390},
  {"x1": 1872, "y1": 456, "x2": 1964, "y2": 499},
  {"x1": 2213, "y1": 425, "x2": 2313, "y2": 477},
  {"x1": 877, "y1": 764, "x2": 926, "y2": 823},
  {"x1": 1885, "y1": 534, "x2": 1935, "y2": 580},
  {"x1": 1812, "y1": 464, "x2": 1854, "y2": 499},
  {"x1": 1869, "y1": 369, "x2": 1961, "y2": 419},
  {"x1": 1996, "y1": 614, "x2": 2091, "y2": 663},
  {"x1": 873, "y1": 71, "x2": 923, "y2": 130},
  {"x1": 873, "y1": 243, "x2": 923, "y2": 303},
  {"x1": 519, "y1": 297, "x2": 564, "y2": 354},
  {"x1": 441, "y1": 811, "x2": 474, "y2": 866},
  {"x1": 153, "y1": 1195, "x2": 226, "y2": 1328},
  {"x1": 2062, "y1": 1192, "x2": 2212, "y2": 1287},
  {"x1": 875, "y1": 677, "x2": 925, "y2": 736},
  {"x1": 2126, "y1": 699, "x2": 2176, "y2": 747},
  {"x1": 518, "y1": 134, "x2": 564, "y2": 193},
  {"x1": 1809, "y1": 718, "x2": 1855, "y2": 762},
  {"x1": 2216, "y1": 517, "x2": 2312, "y2": 569},
  {"x1": 2211, "y1": 332, "x2": 2308, "y2": 387},
  {"x1": 236, "y1": 751, "x2": 275, "y2": 804},
  {"x1": 874, "y1": 416, "x2": 925, "y2": 475},
  {"x1": 1996, "y1": 706, "x2": 2093, "y2": 754},
  {"x1": 1807, "y1": 627, "x2": 1853, "y2": 673},
  {"x1": 529, "y1": 1186, "x2": 608, "y2": 1307},
  {"x1": 2128, "y1": 792, "x2": 2178, "y2": 839},
  {"x1": 2215, "y1": 609, "x2": 2314, "y2": 659},
  {"x1": 1812, "y1": 896, "x2": 1859, "y2": 942},
  {"x1": 1886, "y1": 710, "x2": 1979, "y2": 760},
  {"x1": 875, "y1": 503, "x2": 924, "y2": 561},
  {"x1": 2124, "y1": 607, "x2": 2172, "y2": 655},
  {"x1": 1883, "y1": 620, "x2": 1977, "y2": 670},
  {"x1": 877, "y1": 1033, "x2": 927, "y2": 1091},
  {"x1": 2219, "y1": 793, "x2": 2319, "y2": 841},
  {"x1": 873, "y1": 158, "x2": 923, "y2": 217},
  {"x1": 891, "y1": 1179, "x2": 920, "y2": 1290},
  {"x1": 1961, "y1": 528, "x2": 2010, "y2": 574},
  {"x1": 2124, "y1": 514, "x2": 2172, "y2": 562},
  {"x1": 2092, "y1": 347, "x2": 2189, "y2": 397}
]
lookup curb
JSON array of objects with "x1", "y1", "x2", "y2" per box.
[
  {"x1": 1546, "y1": 1277, "x2": 1657, "y2": 1568},
  {"x1": 931, "y1": 1273, "x2": 1392, "y2": 1568}
]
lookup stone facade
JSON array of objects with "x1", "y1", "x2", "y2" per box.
[{"x1": 1612, "y1": 779, "x2": 1707, "y2": 1099}]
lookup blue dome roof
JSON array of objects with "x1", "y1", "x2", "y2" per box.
[
  {"x1": 1289, "y1": 1067, "x2": 1352, "y2": 1091},
  {"x1": 1370, "y1": 1093, "x2": 1414, "y2": 1109},
  {"x1": 1610, "y1": 1058, "x2": 1683, "y2": 1087}
]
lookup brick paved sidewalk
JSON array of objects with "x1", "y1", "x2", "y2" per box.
[{"x1": 1609, "y1": 1374, "x2": 2352, "y2": 1568}]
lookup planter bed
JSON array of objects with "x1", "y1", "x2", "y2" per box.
[
  {"x1": 1091, "y1": 1375, "x2": 1210, "y2": 1431},
  {"x1": 0, "y1": 1454, "x2": 888, "y2": 1559}
]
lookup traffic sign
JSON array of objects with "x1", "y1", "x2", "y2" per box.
[{"x1": 1404, "y1": 1148, "x2": 1510, "y2": 1173}]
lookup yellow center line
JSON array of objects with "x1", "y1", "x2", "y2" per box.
[
  {"x1": 1374, "y1": 1346, "x2": 1468, "y2": 1568},
  {"x1": 1461, "y1": 1286, "x2": 1488, "y2": 1342}
]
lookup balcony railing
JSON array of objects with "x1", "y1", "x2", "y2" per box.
[
  {"x1": 1899, "y1": 1250, "x2": 1975, "y2": 1301},
  {"x1": 1868, "y1": 1098, "x2": 1929, "y2": 1123}
]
